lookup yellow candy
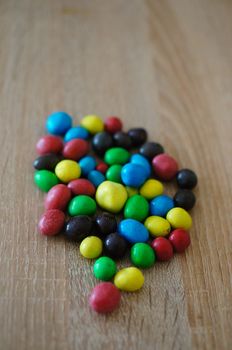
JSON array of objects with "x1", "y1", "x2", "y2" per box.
[
  {"x1": 96, "y1": 181, "x2": 128, "y2": 213},
  {"x1": 80, "y1": 236, "x2": 103, "y2": 259},
  {"x1": 114, "y1": 267, "x2": 144, "y2": 292},
  {"x1": 126, "y1": 186, "x2": 138, "y2": 197},
  {"x1": 80, "y1": 115, "x2": 104, "y2": 134},
  {"x1": 166, "y1": 207, "x2": 192, "y2": 230},
  {"x1": 55, "y1": 160, "x2": 81, "y2": 183},
  {"x1": 139, "y1": 179, "x2": 163, "y2": 200},
  {"x1": 144, "y1": 216, "x2": 171, "y2": 237}
]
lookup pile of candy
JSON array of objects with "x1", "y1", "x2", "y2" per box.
[{"x1": 33, "y1": 112, "x2": 198, "y2": 313}]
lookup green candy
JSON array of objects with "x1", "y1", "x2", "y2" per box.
[
  {"x1": 106, "y1": 164, "x2": 122, "y2": 183},
  {"x1": 124, "y1": 194, "x2": 149, "y2": 221},
  {"x1": 131, "y1": 243, "x2": 155, "y2": 268},
  {"x1": 93, "y1": 256, "x2": 117, "y2": 281},
  {"x1": 104, "y1": 147, "x2": 130, "y2": 165},
  {"x1": 34, "y1": 170, "x2": 59, "y2": 192},
  {"x1": 68, "y1": 195, "x2": 96, "y2": 216}
]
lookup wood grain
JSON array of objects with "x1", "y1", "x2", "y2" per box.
[{"x1": 0, "y1": 0, "x2": 232, "y2": 349}]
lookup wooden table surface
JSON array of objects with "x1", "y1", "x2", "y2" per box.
[{"x1": 1, "y1": 0, "x2": 232, "y2": 349}]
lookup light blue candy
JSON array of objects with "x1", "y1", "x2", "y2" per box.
[
  {"x1": 118, "y1": 219, "x2": 149, "y2": 243},
  {"x1": 64, "y1": 126, "x2": 89, "y2": 142},
  {"x1": 79, "y1": 156, "x2": 96, "y2": 176},
  {"x1": 130, "y1": 154, "x2": 151, "y2": 177},
  {"x1": 150, "y1": 195, "x2": 174, "y2": 217},
  {"x1": 46, "y1": 111, "x2": 72, "y2": 135},
  {"x1": 88, "y1": 170, "x2": 105, "y2": 187},
  {"x1": 121, "y1": 163, "x2": 148, "y2": 187}
]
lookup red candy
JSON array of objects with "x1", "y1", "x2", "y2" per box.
[
  {"x1": 152, "y1": 153, "x2": 178, "y2": 181},
  {"x1": 96, "y1": 161, "x2": 108, "y2": 174},
  {"x1": 151, "y1": 237, "x2": 173, "y2": 261},
  {"x1": 45, "y1": 184, "x2": 71, "y2": 211},
  {"x1": 36, "y1": 135, "x2": 63, "y2": 155},
  {"x1": 38, "y1": 209, "x2": 65, "y2": 236},
  {"x1": 89, "y1": 282, "x2": 121, "y2": 313},
  {"x1": 104, "y1": 116, "x2": 123, "y2": 134},
  {"x1": 62, "y1": 139, "x2": 89, "y2": 161},
  {"x1": 67, "y1": 178, "x2": 96, "y2": 196},
  {"x1": 169, "y1": 229, "x2": 191, "y2": 253}
]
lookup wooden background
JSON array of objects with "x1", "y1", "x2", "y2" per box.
[{"x1": 0, "y1": 0, "x2": 232, "y2": 349}]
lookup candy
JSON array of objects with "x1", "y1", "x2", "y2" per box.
[
  {"x1": 34, "y1": 113, "x2": 198, "y2": 314},
  {"x1": 121, "y1": 163, "x2": 148, "y2": 187},
  {"x1": 139, "y1": 179, "x2": 163, "y2": 200},
  {"x1": 62, "y1": 139, "x2": 89, "y2": 161},
  {"x1": 127, "y1": 128, "x2": 147, "y2": 146},
  {"x1": 45, "y1": 184, "x2": 71, "y2": 211},
  {"x1": 64, "y1": 126, "x2": 89, "y2": 142},
  {"x1": 46, "y1": 111, "x2": 72, "y2": 135},
  {"x1": 150, "y1": 195, "x2": 174, "y2": 217},
  {"x1": 130, "y1": 243, "x2": 155, "y2": 268},
  {"x1": 144, "y1": 216, "x2": 171, "y2": 237},
  {"x1": 87, "y1": 170, "x2": 105, "y2": 187},
  {"x1": 104, "y1": 147, "x2": 130, "y2": 165},
  {"x1": 64, "y1": 215, "x2": 93, "y2": 241},
  {"x1": 92, "y1": 132, "x2": 113, "y2": 156},
  {"x1": 68, "y1": 195, "x2": 97, "y2": 216},
  {"x1": 104, "y1": 233, "x2": 128, "y2": 259},
  {"x1": 176, "y1": 169, "x2": 198, "y2": 189},
  {"x1": 169, "y1": 229, "x2": 191, "y2": 253},
  {"x1": 80, "y1": 115, "x2": 104, "y2": 134},
  {"x1": 130, "y1": 154, "x2": 151, "y2": 177},
  {"x1": 80, "y1": 236, "x2": 103, "y2": 259},
  {"x1": 95, "y1": 213, "x2": 117, "y2": 236},
  {"x1": 34, "y1": 170, "x2": 59, "y2": 192},
  {"x1": 118, "y1": 219, "x2": 149, "y2": 243},
  {"x1": 151, "y1": 237, "x2": 174, "y2": 261},
  {"x1": 89, "y1": 282, "x2": 121, "y2": 313},
  {"x1": 55, "y1": 159, "x2": 81, "y2": 183},
  {"x1": 106, "y1": 164, "x2": 122, "y2": 183},
  {"x1": 95, "y1": 181, "x2": 128, "y2": 213},
  {"x1": 36, "y1": 135, "x2": 63, "y2": 155},
  {"x1": 166, "y1": 207, "x2": 192, "y2": 230},
  {"x1": 139, "y1": 142, "x2": 164, "y2": 160},
  {"x1": 104, "y1": 116, "x2": 123, "y2": 134},
  {"x1": 96, "y1": 162, "x2": 108, "y2": 174},
  {"x1": 114, "y1": 267, "x2": 144, "y2": 292},
  {"x1": 38, "y1": 209, "x2": 65, "y2": 236},
  {"x1": 124, "y1": 194, "x2": 149, "y2": 222},
  {"x1": 79, "y1": 156, "x2": 96, "y2": 176},
  {"x1": 67, "y1": 178, "x2": 96, "y2": 196},
  {"x1": 93, "y1": 256, "x2": 117, "y2": 281},
  {"x1": 113, "y1": 131, "x2": 132, "y2": 149},
  {"x1": 152, "y1": 153, "x2": 179, "y2": 181},
  {"x1": 33, "y1": 154, "x2": 61, "y2": 171},
  {"x1": 174, "y1": 189, "x2": 196, "y2": 211}
]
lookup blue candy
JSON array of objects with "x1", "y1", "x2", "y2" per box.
[
  {"x1": 121, "y1": 163, "x2": 148, "y2": 187},
  {"x1": 118, "y1": 219, "x2": 149, "y2": 243},
  {"x1": 64, "y1": 126, "x2": 89, "y2": 142},
  {"x1": 130, "y1": 154, "x2": 151, "y2": 177},
  {"x1": 46, "y1": 111, "x2": 72, "y2": 135},
  {"x1": 88, "y1": 170, "x2": 105, "y2": 187},
  {"x1": 79, "y1": 156, "x2": 96, "y2": 176},
  {"x1": 150, "y1": 195, "x2": 174, "y2": 217}
]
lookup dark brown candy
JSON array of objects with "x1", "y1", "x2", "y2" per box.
[
  {"x1": 64, "y1": 215, "x2": 93, "y2": 242},
  {"x1": 113, "y1": 132, "x2": 132, "y2": 150},
  {"x1": 127, "y1": 128, "x2": 147, "y2": 147},
  {"x1": 95, "y1": 212, "x2": 117, "y2": 237},
  {"x1": 33, "y1": 153, "x2": 62, "y2": 171},
  {"x1": 104, "y1": 232, "x2": 128, "y2": 259},
  {"x1": 139, "y1": 142, "x2": 164, "y2": 160}
]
